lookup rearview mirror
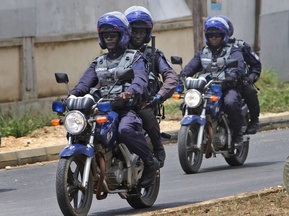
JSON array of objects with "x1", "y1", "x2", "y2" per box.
[
  {"x1": 55, "y1": 73, "x2": 69, "y2": 84},
  {"x1": 171, "y1": 56, "x2": 183, "y2": 65}
]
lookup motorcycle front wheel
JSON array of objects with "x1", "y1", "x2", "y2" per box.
[
  {"x1": 126, "y1": 170, "x2": 160, "y2": 208},
  {"x1": 178, "y1": 124, "x2": 203, "y2": 174},
  {"x1": 283, "y1": 156, "x2": 289, "y2": 195},
  {"x1": 56, "y1": 155, "x2": 93, "y2": 216}
]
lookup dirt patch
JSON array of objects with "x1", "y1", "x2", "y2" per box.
[{"x1": 139, "y1": 186, "x2": 289, "y2": 216}]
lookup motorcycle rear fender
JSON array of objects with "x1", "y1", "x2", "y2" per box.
[
  {"x1": 180, "y1": 115, "x2": 206, "y2": 126},
  {"x1": 59, "y1": 144, "x2": 94, "y2": 157}
]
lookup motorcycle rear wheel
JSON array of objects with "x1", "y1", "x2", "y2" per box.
[
  {"x1": 224, "y1": 140, "x2": 249, "y2": 166},
  {"x1": 178, "y1": 124, "x2": 203, "y2": 174},
  {"x1": 283, "y1": 156, "x2": 289, "y2": 195},
  {"x1": 126, "y1": 170, "x2": 160, "y2": 208},
  {"x1": 56, "y1": 155, "x2": 93, "y2": 216}
]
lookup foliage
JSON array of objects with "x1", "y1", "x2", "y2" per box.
[
  {"x1": 257, "y1": 69, "x2": 289, "y2": 113},
  {"x1": 0, "y1": 110, "x2": 52, "y2": 138}
]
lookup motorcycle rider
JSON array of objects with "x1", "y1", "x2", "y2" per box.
[
  {"x1": 181, "y1": 16, "x2": 245, "y2": 152},
  {"x1": 124, "y1": 6, "x2": 178, "y2": 167},
  {"x1": 69, "y1": 11, "x2": 159, "y2": 188},
  {"x1": 216, "y1": 15, "x2": 261, "y2": 134}
]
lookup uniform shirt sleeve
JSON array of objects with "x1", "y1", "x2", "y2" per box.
[
  {"x1": 242, "y1": 42, "x2": 262, "y2": 77},
  {"x1": 155, "y1": 51, "x2": 178, "y2": 101},
  {"x1": 182, "y1": 50, "x2": 203, "y2": 77},
  {"x1": 229, "y1": 46, "x2": 245, "y2": 81},
  {"x1": 70, "y1": 60, "x2": 98, "y2": 96},
  {"x1": 126, "y1": 52, "x2": 149, "y2": 100}
]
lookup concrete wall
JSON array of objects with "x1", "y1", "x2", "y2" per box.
[
  {"x1": 1, "y1": 0, "x2": 289, "y2": 113},
  {"x1": 0, "y1": 20, "x2": 194, "y2": 113}
]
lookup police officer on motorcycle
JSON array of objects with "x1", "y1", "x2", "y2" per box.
[
  {"x1": 124, "y1": 6, "x2": 178, "y2": 167},
  {"x1": 70, "y1": 11, "x2": 159, "y2": 187},
  {"x1": 216, "y1": 15, "x2": 262, "y2": 134},
  {"x1": 182, "y1": 16, "x2": 245, "y2": 152}
]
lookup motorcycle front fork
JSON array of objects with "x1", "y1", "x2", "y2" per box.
[
  {"x1": 194, "y1": 101, "x2": 232, "y2": 150},
  {"x1": 196, "y1": 100, "x2": 207, "y2": 149}
]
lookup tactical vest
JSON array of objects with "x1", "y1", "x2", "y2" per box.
[
  {"x1": 234, "y1": 39, "x2": 245, "y2": 50},
  {"x1": 201, "y1": 44, "x2": 232, "y2": 62},
  {"x1": 233, "y1": 39, "x2": 249, "y2": 75},
  {"x1": 93, "y1": 49, "x2": 138, "y2": 97},
  {"x1": 200, "y1": 44, "x2": 233, "y2": 80},
  {"x1": 143, "y1": 46, "x2": 163, "y2": 97}
]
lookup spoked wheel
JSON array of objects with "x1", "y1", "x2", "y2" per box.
[
  {"x1": 283, "y1": 156, "x2": 289, "y2": 195},
  {"x1": 56, "y1": 155, "x2": 93, "y2": 216},
  {"x1": 178, "y1": 124, "x2": 203, "y2": 174},
  {"x1": 127, "y1": 170, "x2": 160, "y2": 208},
  {"x1": 224, "y1": 138, "x2": 249, "y2": 166}
]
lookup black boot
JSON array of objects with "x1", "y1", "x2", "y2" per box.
[
  {"x1": 245, "y1": 119, "x2": 259, "y2": 134},
  {"x1": 154, "y1": 145, "x2": 166, "y2": 168},
  {"x1": 139, "y1": 155, "x2": 159, "y2": 188},
  {"x1": 232, "y1": 131, "x2": 244, "y2": 149}
]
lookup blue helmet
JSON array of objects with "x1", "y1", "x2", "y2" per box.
[
  {"x1": 204, "y1": 16, "x2": 230, "y2": 46},
  {"x1": 218, "y1": 15, "x2": 234, "y2": 37},
  {"x1": 97, "y1": 11, "x2": 131, "y2": 49},
  {"x1": 124, "y1": 6, "x2": 153, "y2": 43}
]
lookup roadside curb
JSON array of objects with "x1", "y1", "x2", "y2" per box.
[
  {"x1": 135, "y1": 186, "x2": 285, "y2": 216},
  {"x1": 0, "y1": 113, "x2": 289, "y2": 169}
]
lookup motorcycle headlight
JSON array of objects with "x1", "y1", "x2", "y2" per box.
[
  {"x1": 64, "y1": 111, "x2": 87, "y2": 135},
  {"x1": 184, "y1": 89, "x2": 202, "y2": 108}
]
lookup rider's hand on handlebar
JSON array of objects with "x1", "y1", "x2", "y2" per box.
[
  {"x1": 150, "y1": 94, "x2": 163, "y2": 107},
  {"x1": 119, "y1": 92, "x2": 132, "y2": 101}
]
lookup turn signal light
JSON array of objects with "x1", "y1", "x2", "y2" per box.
[
  {"x1": 210, "y1": 95, "x2": 219, "y2": 102},
  {"x1": 96, "y1": 115, "x2": 108, "y2": 124},
  {"x1": 51, "y1": 119, "x2": 61, "y2": 126},
  {"x1": 172, "y1": 93, "x2": 181, "y2": 100}
]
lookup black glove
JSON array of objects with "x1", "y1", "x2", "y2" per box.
[
  {"x1": 223, "y1": 76, "x2": 237, "y2": 88},
  {"x1": 249, "y1": 73, "x2": 259, "y2": 84},
  {"x1": 150, "y1": 94, "x2": 163, "y2": 107}
]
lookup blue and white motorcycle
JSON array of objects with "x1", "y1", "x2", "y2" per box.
[
  {"x1": 51, "y1": 69, "x2": 160, "y2": 216},
  {"x1": 171, "y1": 56, "x2": 250, "y2": 174}
]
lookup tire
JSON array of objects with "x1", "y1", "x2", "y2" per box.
[
  {"x1": 283, "y1": 156, "x2": 289, "y2": 195},
  {"x1": 126, "y1": 170, "x2": 160, "y2": 208},
  {"x1": 224, "y1": 140, "x2": 249, "y2": 166},
  {"x1": 56, "y1": 155, "x2": 93, "y2": 216},
  {"x1": 178, "y1": 124, "x2": 203, "y2": 174}
]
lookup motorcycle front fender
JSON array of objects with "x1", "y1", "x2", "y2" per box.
[
  {"x1": 59, "y1": 144, "x2": 94, "y2": 157},
  {"x1": 180, "y1": 115, "x2": 206, "y2": 126}
]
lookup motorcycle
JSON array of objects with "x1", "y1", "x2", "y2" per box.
[
  {"x1": 51, "y1": 68, "x2": 160, "y2": 216},
  {"x1": 171, "y1": 56, "x2": 250, "y2": 174}
]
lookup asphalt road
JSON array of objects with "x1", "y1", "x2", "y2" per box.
[{"x1": 0, "y1": 128, "x2": 288, "y2": 216}]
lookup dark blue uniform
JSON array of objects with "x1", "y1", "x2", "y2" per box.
[
  {"x1": 136, "y1": 45, "x2": 178, "y2": 167},
  {"x1": 182, "y1": 45, "x2": 245, "y2": 135},
  {"x1": 229, "y1": 38, "x2": 262, "y2": 127},
  {"x1": 70, "y1": 49, "x2": 152, "y2": 162}
]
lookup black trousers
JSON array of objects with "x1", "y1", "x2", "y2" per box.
[
  {"x1": 138, "y1": 106, "x2": 163, "y2": 151},
  {"x1": 242, "y1": 83, "x2": 260, "y2": 121}
]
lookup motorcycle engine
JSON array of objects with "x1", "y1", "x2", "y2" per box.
[
  {"x1": 212, "y1": 126, "x2": 228, "y2": 150},
  {"x1": 106, "y1": 159, "x2": 127, "y2": 189}
]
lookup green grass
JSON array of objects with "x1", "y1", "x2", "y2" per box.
[
  {"x1": 0, "y1": 110, "x2": 52, "y2": 138},
  {"x1": 258, "y1": 69, "x2": 289, "y2": 113}
]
